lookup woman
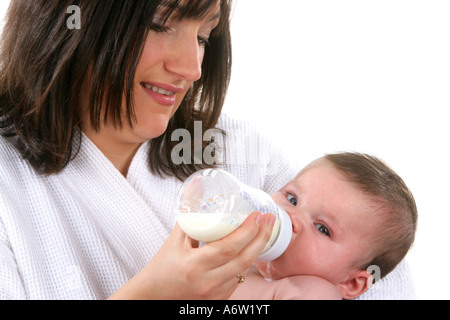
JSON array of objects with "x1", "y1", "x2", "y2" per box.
[
  {"x1": 0, "y1": 0, "x2": 413, "y2": 299},
  {"x1": 0, "y1": 0, "x2": 282, "y2": 300}
]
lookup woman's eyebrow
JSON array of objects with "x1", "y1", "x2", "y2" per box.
[
  {"x1": 158, "y1": 1, "x2": 221, "y2": 22},
  {"x1": 208, "y1": 11, "x2": 221, "y2": 22}
]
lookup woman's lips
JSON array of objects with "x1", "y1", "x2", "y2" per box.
[{"x1": 140, "y1": 81, "x2": 183, "y2": 107}]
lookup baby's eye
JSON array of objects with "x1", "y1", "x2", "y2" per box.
[
  {"x1": 287, "y1": 194, "x2": 298, "y2": 206},
  {"x1": 315, "y1": 223, "x2": 331, "y2": 237}
]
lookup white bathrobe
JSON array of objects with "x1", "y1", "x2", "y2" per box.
[{"x1": 0, "y1": 114, "x2": 415, "y2": 299}]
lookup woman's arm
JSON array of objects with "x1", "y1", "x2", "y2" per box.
[
  {"x1": 109, "y1": 212, "x2": 276, "y2": 300},
  {"x1": 0, "y1": 213, "x2": 26, "y2": 299}
]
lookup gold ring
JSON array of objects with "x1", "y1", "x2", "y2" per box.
[{"x1": 237, "y1": 274, "x2": 245, "y2": 284}]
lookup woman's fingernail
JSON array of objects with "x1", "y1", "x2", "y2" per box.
[
  {"x1": 255, "y1": 212, "x2": 263, "y2": 226},
  {"x1": 266, "y1": 214, "x2": 276, "y2": 227}
]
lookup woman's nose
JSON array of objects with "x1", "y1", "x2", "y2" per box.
[{"x1": 165, "y1": 36, "x2": 203, "y2": 82}]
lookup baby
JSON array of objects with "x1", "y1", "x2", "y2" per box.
[{"x1": 230, "y1": 152, "x2": 418, "y2": 300}]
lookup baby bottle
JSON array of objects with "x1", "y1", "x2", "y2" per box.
[{"x1": 176, "y1": 168, "x2": 292, "y2": 262}]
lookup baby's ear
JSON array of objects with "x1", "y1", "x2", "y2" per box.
[{"x1": 337, "y1": 270, "x2": 371, "y2": 300}]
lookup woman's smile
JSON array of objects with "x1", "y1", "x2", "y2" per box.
[{"x1": 139, "y1": 81, "x2": 184, "y2": 107}]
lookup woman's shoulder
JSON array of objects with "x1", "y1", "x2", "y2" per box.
[
  {"x1": 216, "y1": 113, "x2": 300, "y2": 192},
  {"x1": 216, "y1": 112, "x2": 262, "y2": 139},
  {"x1": 0, "y1": 135, "x2": 40, "y2": 189},
  {"x1": 216, "y1": 114, "x2": 275, "y2": 183},
  {"x1": 216, "y1": 113, "x2": 281, "y2": 165},
  {"x1": 0, "y1": 135, "x2": 18, "y2": 156},
  {"x1": 0, "y1": 135, "x2": 23, "y2": 171}
]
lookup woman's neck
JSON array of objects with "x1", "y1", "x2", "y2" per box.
[{"x1": 82, "y1": 126, "x2": 142, "y2": 177}]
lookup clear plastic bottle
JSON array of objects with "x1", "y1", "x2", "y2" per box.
[{"x1": 176, "y1": 168, "x2": 292, "y2": 262}]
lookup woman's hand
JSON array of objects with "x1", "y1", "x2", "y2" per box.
[{"x1": 109, "y1": 212, "x2": 276, "y2": 300}]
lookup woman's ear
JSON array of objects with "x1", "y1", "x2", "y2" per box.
[{"x1": 337, "y1": 270, "x2": 372, "y2": 300}]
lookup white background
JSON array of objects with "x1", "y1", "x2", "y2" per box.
[
  {"x1": 1, "y1": 1, "x2": 449, "y2": 300},
  {"x1": 226, "y1": 0, "x2": 450, "y2": 300}
]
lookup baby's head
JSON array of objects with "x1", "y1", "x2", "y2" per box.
[
  {"x1": 324, "y1": 153, "x2": 417, "y2": 280},
  {"x1": 256, "y1": 152, "x2": 417, "y2": 299}
]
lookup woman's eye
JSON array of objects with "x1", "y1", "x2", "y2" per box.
[
  {"x1": 315, "y1": 224, "x2": 331, "y2": 237},
  {"x1": 197, "y1": 36, "x2": 210, "y2": 46},
  {"x1": 150, "y1": 17, "x2": 169, "y2": 33},
  {"x1": 287, "y1": 194, "x2": 298, "y2": 206},
  {"x1": 150, "y1": 23, "x2": 168, "y2": 33}
]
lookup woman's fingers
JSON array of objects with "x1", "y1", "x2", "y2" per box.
[
  {"x1": 200, "y1": 213, "x2": 277, "y2": 297},
  {"x1": 170, "y1": 223, "x2": 200, "y2": 249},
  {"x1": 235, "y1": 213, "x2": 276, "y2": 263},
  {"x1": 195, "y1": 212, "x2": 276, "y2": 283},
  {"x1": 212, "y1": 212, "x2": 275, "y2": 263},
  {"x1": 123, "y1": 212, "x2": 277, "y2": 300}
]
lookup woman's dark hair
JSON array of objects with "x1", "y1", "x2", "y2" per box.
[{"x1": 0, "y1": 0, "x2": 232, "y2": 180}]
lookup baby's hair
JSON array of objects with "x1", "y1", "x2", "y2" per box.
[{"x1": 324, "y1": 152, "x2": 417, "y2": 279}]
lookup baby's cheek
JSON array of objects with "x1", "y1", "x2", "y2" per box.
[
  {"x1": 280, "y1": 253, "x2": 304, "y2": 275},
  {"x1": 271, "y1": 192, "x2": 284, "y2": 205}
]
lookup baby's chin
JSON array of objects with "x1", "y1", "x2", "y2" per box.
[{"x1": 254, "y1": 258, "x2": 292, "y2": 281}]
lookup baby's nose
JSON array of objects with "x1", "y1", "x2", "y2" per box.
[{"x1": 289, "y1": 211, "x2": 304, "y2": 234}]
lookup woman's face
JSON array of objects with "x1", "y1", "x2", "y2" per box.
[
  {"x1": 81, "y1": 3, "x2": 221, "y2": 145},
  {"x1": 130, "y1": 5, "x2": 221, "y2": 142}
]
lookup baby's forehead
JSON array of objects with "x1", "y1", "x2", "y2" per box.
[
  {"x1": 291, "y1": 157, "x2": 387, "y2": 223},
  {"x1": 294, "y1": 157, "x2": 341, "y2": 181}
]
